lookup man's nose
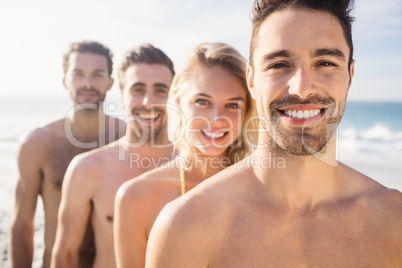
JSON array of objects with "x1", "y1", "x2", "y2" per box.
[
  {"x1": 84, "y1": 75, "x2": 94, "y2": 89},
  {"x1": 288, "y1": 67, "x2": 316, "y2": 99},
  {"x1": 142, "y1": 91, "x2": 155, "y2": 109}
]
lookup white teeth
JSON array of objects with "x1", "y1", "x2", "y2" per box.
[
  {"x1": 285, "y1": 109, "x2": 321, "y2": 119},
  {"x1": 203, "y1": 131, "x2": 225, "y2": 139},
  {"x1": 138, "y1": 113, "x2": 158, "y2": 120},
  {"x1": 297, "y1": 110, "x2": 303, "y2": 119}
]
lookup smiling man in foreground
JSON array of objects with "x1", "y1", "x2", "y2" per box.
[{"x1": 145, "y1": 0, "x2": 402, "y2": 266}]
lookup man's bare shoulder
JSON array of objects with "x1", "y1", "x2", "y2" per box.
[
  {"x1": 20, "y1": 119, "x2": 64, "y2": 144},
  {"x1": 369, "y1": 187, "x2": 402, "y2": 219},
  {"x1": 66, "y1": 146, "x2": 116, "y2": 178},
  {"x1": 18, "y1": 119, "x2": 67, "y2": 158},
  {"x1": 150, "y1": 182, "x2": 230, "y2": 256},
  {"x1": 64, "y1": 146, "x2": 115, "y2": 186},
  {"x1": 339, "y1": 163, "x2": 402, "y2": 235},
  {"x1": 115, "y1": 161, "x2": 180, "y2": 234},
  {"x1": 72, "y1": 138, "x2": 121, "y2": 164},
  {"x1": 157, "y1": 163, "x2": 253, "y2": 234},
  {"x1": 340, "y1": 162, "x2": 402, "y2": 204},
  {"x1": 360, "y1": 182, "x2": 402, "y2": 229},
  {"x1": 147, "y1": 180, "x2": 232, "y2": 267},
  {"x1": 186, "y1": 160, "x2": 255, "y2": 201},
  {"x1": 357, "y1": 184, "x2": 402, "y2": 252}
]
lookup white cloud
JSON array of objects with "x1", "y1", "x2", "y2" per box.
[{"x1": 354, "y1": 0, "x2": 402, "y2": 38}]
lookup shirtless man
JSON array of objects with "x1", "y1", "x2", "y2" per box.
[
  {"x1": 145, "y1": 1, "x2": 402, "y2": 267},
  {"x1": 50, "y1": 44, "x2": 175, "y2": 268},
  {"x1": 9, "y1": 41, "x2": 124, "y2": 268}
]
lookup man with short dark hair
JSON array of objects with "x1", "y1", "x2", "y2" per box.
[
  {"x1": 9, "y1": 41, "x2": 125, "y2": 268},
  {"x1": 145, "y1": 1, "x2": 402, "y2": 266},
  {"x1": 51, "y1": 44, "x2": 175, "y2": 268}
]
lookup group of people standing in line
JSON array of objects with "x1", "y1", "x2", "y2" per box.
[{"x1": 9, "y1": 0, "x2": 402, "y2": 267}]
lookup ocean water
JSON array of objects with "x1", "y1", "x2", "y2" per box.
[
  {"x1": 1, "y1": 95, "x2": 401, "y2": 162},
  {"x1": 338, "y1": 101, "x2": 402, "y2": 166},
  {"x1": 0, "y1": 94, "x2": 124, "y2": 143}
]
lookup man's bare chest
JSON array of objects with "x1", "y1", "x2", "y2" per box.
[
  {"x1": 42, "y1": 139, "x2": 91, "y2": 191},
  {"x1": 91, "y1": 160, "x2": 150, "y2": 224},
  {"x1": 213, "y1": 211, "x2": 398, "y2": 267}
]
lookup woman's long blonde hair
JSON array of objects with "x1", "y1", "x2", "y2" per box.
[{"x1": 168, "y1": 42, "x2": 257, "y2": 166}]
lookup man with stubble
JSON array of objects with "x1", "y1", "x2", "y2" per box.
[
  {"x1": 10, "y1": 41, "x2": 125, "y2": 268},
  {"x1": 145, "y1": 1, "x2": 402, "y2": 267}
]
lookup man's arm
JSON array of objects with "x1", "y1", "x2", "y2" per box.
[
  {"x1": 114, "y1": 180, "x2": 152, "y2": 268},
  {"x1": 50, "y1": 155, "x2": 97, "y2": 268},
  {"x1": 9, "y1": 132, "x2": 44, "y2": 268}
]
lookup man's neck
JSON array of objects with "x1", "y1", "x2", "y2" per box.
[
  {"x1": 123, "y1": 129, "x2": 173, "y2": 160},
  {"x1": 66, "y1": 105, "x2": 106, "y2": 140},
  {"x1": 252, "y1": 132, "x2": 343, "y2": 212}
]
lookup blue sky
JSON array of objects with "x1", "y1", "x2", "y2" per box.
[{"x1": 1, "y1": 0, "x2": 401, "y2": 101}]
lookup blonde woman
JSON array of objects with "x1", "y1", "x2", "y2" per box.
[{"x1": 114, "y1": 42, "x2": 257, "y2": 268}]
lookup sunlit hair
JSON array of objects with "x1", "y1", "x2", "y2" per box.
[
  {"x1": 168, "y1": 42, "x2": 258, "y2": 166},
  {"x1": 63, "y1": 41, "x2": 113, "y2": 76},
  {"x1": 249, "y1": 0, "x2": 355, "y2": 69},
  {"x1": 118, "y1": 44, "x2": 175, "y2": 90}
]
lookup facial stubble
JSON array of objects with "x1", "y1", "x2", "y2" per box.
[{"x1": 262, "y1": 95, "x2": 346, "y2": 156}]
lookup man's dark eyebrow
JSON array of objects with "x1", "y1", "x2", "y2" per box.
[
  {"x1": 71, "y1": 68, "x2": 106, "y2": 73},
  {"x1": 93, "y1": 69, "x2": 107, "y2": 73},
  {"x1": 130, "y1": 82, "x2": 146, "y2": 88},
  {"x1": 262, "y1": 50, "x2": 292, "y2": 62},
  {"x1": 313, "y1": 48, "x2": 345, "y2": 59},
  {"x1": 153, "y1": 83, "x2": 170, "y2": 89}
]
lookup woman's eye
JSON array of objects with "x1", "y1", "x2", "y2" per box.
[
  {"x1": 196, "y1": 99, "x2": 209, "y2": 105},
  {"x1": 227, "y1": 103, "x2": 240, "y2": 109}
]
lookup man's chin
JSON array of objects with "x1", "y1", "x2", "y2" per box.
[
  {"x1": 72, "y1": 101, "x2": 104, "y2": 112},
  {"x1": 130, "y1": 121, "x2": 165, "y2": 135}
]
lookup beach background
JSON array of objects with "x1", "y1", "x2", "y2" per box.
[
  {"x1": 1, "y1": 0, "x2": 402, "y2": 267},
  {"x1": 1, "y1": 96, "x2": 401, "y2": 267}
]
